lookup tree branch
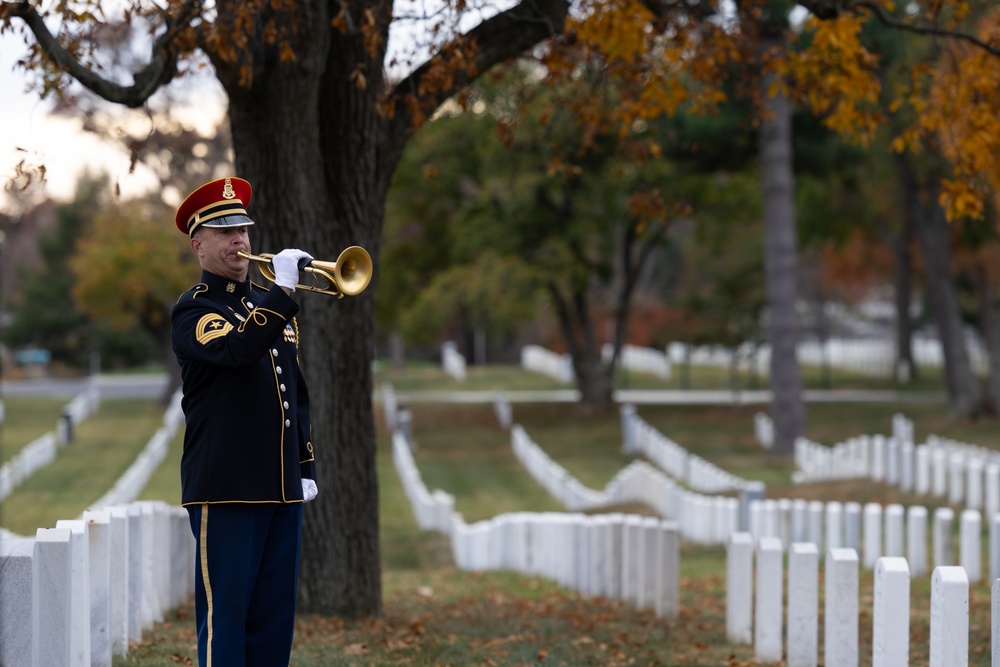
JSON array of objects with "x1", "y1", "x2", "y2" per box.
[
  {"x1": 6, "y1": 0, "x2": 203, "y2": 108},
  {"x1": 385, "y1": 0, "x2": 569, "y2": 138},
  {"x1": 798, "y1": 0, "x2": 1000, "y2": 58}
]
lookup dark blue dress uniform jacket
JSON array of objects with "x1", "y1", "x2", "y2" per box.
[{"x1": 171, "y1": 270, "x2": 316, "y2": 506}]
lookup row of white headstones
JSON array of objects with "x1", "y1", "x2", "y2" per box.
[
  {"x1": 0, "y1": 389, "x2": 188, "y2": 667},
  {"x1": 390, "y1": 390, "x2": 1000, "y2": 666}
]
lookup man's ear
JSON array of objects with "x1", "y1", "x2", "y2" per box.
[{"x1": 190, "y1": 236, "x2": 203, "y2": 257}]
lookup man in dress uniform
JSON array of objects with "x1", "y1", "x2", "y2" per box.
[{"x1": 171, "y1": 176, "x2": 317, "y2": 667}]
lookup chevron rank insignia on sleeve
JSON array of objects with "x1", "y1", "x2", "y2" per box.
[{"x1": 195, "y1": 314, "x2": 234, "y2": 344}]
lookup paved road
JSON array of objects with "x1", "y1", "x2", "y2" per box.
[
  {"x1": 391, "y1": 387, "x2": 948, "y2": 405},
  {"x1": 1, "y1": 373, "x2": 947, "y2": 405},
  {"x1": 0, "y1": 374, "x2": 170, "y2": 400}
]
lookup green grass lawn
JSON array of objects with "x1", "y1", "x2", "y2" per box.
[
  {"x1": 4, "y1": 363, "x2": 997, "y2": 665},
  {"x1": 1, "y1": 396, "x2": 70, "y2": 465},
  {"x1": 374, "y1": 357, "x2": 950, "y2": 394},
  {"x1": 1, "y1": 399, "x2": 168, "y2": 535}
]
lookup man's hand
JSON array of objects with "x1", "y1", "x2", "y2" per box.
[
  {"x1": 302, "y1": 478, "x2": 318, "y2": 502},
  {"x1": 271, "y1": 249, "x2": 314, "y2": 291}
]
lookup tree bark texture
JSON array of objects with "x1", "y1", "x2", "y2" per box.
[
  {"x1": 210, "y1": 0, "x2": 569, "y2": 617},
  {"x1": 891, "y1": 218, "x2": 917, "y2": 383},
  {"x1": 549, "y1": 283, "x2": 615, "y2": 411},
  {"x1": 909, "y1": 179, "x2": 982, "y2": 419},
  {"x1": 214, "y1": 0, "x2": 391, "y2": 617},
  {"x1": 759, "y1": 57, "x2": 805, "y2": 456},
  {"x1": 977, "y1": 266, "x2": 1000, "y2": 414}
]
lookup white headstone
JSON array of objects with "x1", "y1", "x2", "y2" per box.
[
  {"x1": 826, "y1": 501, "x2": 844, "y2": 551},
  {"x1": 105, "y1": 507, "x2": 130, "y2": 656},
  {"x1": 907, "y1": 506, "x2": 929, "y2": 578},
  {"x1": 986, "y1": 464, "x2": 1000, "y2": 517},
  {"x1": 81, "y1": 510, "x2": 113, "y2": 667},
  {"x1": 873, "y1": 557, "x2": 910, "y2": 667},
  {"x1": 863, "y1": 503, "x2": 883, "y2": 569},
  {"x1": 808, "y1": 501, "x2": 824, "y2": 553},
  {"x1": 654, "y1": 521, "x2": 679, "y2": 619},
  {"x1": 726, "y1": 532, "x2": 754, "y2": 645},
  {"x1": 959, "y1": 509, "x2": 981, "y2": 582},
  {"x1": 934, "y1": 507, "x2": 955, "y2": 568},
  {"x1": 967, "y1": 457, "x2": 984, "y2": 511},
  {"x1": 0, "y1": 539, "x2": 35, "y2": 666},
  {"x1": 825, "y1": 548, "x2": 859, "y2": 667},
  {"x1": 915, "y1": 445, "x2": 930, "y2": 495},
  {"x1": 886, "y1": 438, "x2": 899, "y2": 485},
  {"x1": 930, "y1": 566, "x2": 968, "y2": 667},
  {"x1": 604, "y1": 514, "x2": 624, "y2": 599},
  {"x1": 931, "y1": 447, "x2": 948, "y2": 497},
  {"x1": 53, "y1": 520, "x2": 91, "y2": 667},
  {"x1": 872, "y1": 435, "x2": 886, "y2": 481},
  {"x1": 992, "y1": 578, "x2": 1000, "y2": 666},
  {"x1": 844, "y1": 502, "x2": 861, "y2": 552},
  {"x1": 33, "y1": 528, "x2": 75, "y2": 667},
  {"x1": 884, "y1": 504, "x2": 904, "y2": 558},
  {"x1": 900, "y1": 441, "x2": 914, "y2": 492},
  {"x1": 990, "y1": 513, "x2": 1000, "y2": 584},
  {"x1": 948, "y1": 452, "x2": 966, "y2": 505},
  {"x1": 755, "y1": 537, "x2": 784, "y2": 662},
  {"x1": 125, "y1": 504, "x2": 143, "y2": 642},
  {"x1": 620, "y1": 404, "x2": 637, "y2": 454},
  {"x1": 621, "y1": 515, "x2": 643, "y2": 605},
  {"x1": 792, "y1": 499, "x2": 808, "y2": 543},
  {"x1": 638, "y1": 517, "x2": 659, "y2": 609},
  {"x1": 493, "y1": 391, "x2": 512, "y2": 430},
  {"x1": 787, "y1": 542, "x2": 818, "y2": 667}
]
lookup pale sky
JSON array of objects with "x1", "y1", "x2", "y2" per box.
[
  {"x1": 0, "y1": 1, "x2": 505, "y2": 217},
  {"x1": 0, "y1": 30, "x2": 226, "y2": 216}
]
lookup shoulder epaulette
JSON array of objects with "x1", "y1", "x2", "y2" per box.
[{"x1": 176, "y1": 283, "x2": 209, "y2": 304}]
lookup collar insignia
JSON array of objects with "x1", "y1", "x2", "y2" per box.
[{"x1": 226, "y1": 282, "x2": 236, "y2": 293}]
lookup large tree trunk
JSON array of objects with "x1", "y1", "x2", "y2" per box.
[
  {"x1": 12, "y1": 0, "x2": 570, "y2": 623},
  {"x1": 978, "y1": 264, "x2": 1000, "y2": 414},
  {"x1": 759, "y1": 41, "x2": 805, "y2": 456},
  {"x1": 221, "y1": 0, "x2": 386, "y2": 617},
  {"x1": 891, "y1": 217, "x2": 917, "y2": 383},
  {"x1": 910, "y1": 179, "x2": 982, "y2": 419},
  {"x1": 549, "y1": 284, "x2": 615, "y2": 411}
]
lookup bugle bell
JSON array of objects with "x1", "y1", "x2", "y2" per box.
[{"x1": 237, "y1": 246, "x2": 373, "y2": 298}]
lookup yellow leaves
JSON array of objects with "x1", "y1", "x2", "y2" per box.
[
  {"x1": 571, "y1": 0, "x2": 655, "y2": 66},
  {"x1": 330, "y1": 4, "x2": 348, "y2": 33},
  {"x1": 421, "y1": 162, "x2": 441, "y2": 180},
  {"x1": 628, "y1": 188, "x2": 665, "y2": 227},
  {"x1": 894, "y1": 7, "x2": 1000, "y2": 221},
  {"x1": 359, "y1": 7, "x2": 383, "y2": 59},
  {"x1": 939, "y1": 178, "x2": 985, "y2": 222},
  {"x1": 70, "y1": 198, "x2": 195, "y2": 332},
  {"x1": 417, "y1": 39, "x2": 479, "y2": 108},
  {"x1": 350, "y1": 64, "x2": 367, "y2": 91},
  {"x1": 785, "y1": 15, "x2": 882, "y2": 146}
]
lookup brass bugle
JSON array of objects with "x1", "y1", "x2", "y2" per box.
[{"x1": 237, "y1": 246, "x2": 372, "y2": 298}]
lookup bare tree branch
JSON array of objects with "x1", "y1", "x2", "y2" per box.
[
  {"x1": 5, "y1": 0, "x2": 204, "y2": 108},
  {"x1": 798, "y1": 0, "x2": 1000, "y2": 58},
  {"x1": 384, "y1": 0, "x2": 569, "y2": 141}
]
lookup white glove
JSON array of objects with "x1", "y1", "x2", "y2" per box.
[
  {"x1": 302, "y1": 478, "x2": 318, "y2": 502},
  {"x1": 271, "y1": 249, "x2": 314, "y2": 290}
]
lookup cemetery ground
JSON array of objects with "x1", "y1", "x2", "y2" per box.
[{"x1": 2, "y1": 363, "x2": 996, "y2": 665}]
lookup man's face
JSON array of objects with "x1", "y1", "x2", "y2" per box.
[{"x1": 191, "y1": 226, "x2": 251, "y2": 281}]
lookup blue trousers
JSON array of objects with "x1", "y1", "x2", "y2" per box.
[{"x1": 186, "y1": 503, "x2": 303, "y2": 667}]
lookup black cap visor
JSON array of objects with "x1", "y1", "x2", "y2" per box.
[{"x1": 200, "y1": 214, "x2": 255, "y2": 229}]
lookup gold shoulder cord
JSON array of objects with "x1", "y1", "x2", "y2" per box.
[{"x1": 293, "y1": 317, "x2": 300, "y2": 350}]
